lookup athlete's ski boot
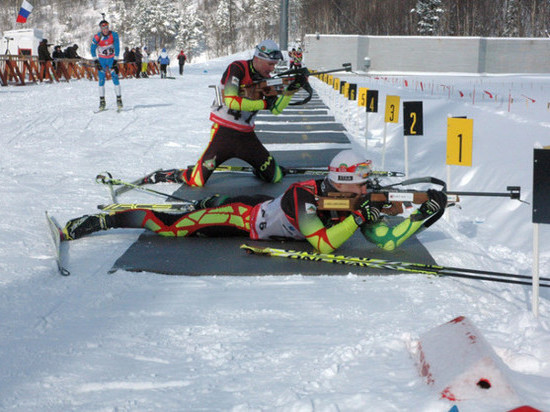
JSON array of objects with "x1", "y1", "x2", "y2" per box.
[
  {"x1": 142, "y1": 169, "x2": 184, "y2": 184},
  {"x1": 62, "y1": 214, "x2": 110, "y2": 240},
  {"x1": 99, "y1": 96, "x2": 106, "y2": 111},
  {"x1": 193, "y1": 194, "x2": 229, "y2": 209},
  {"x1": 116, "y1": 96, "x2": 123, "y2": 111}
]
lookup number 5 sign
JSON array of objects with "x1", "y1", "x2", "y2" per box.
[{"x1": 446, "y1": 117, "x2": 473, "y2": 166}]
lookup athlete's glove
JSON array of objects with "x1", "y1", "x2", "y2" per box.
[
  {"x1": 94, "y1": 59, "x2": 102, "y2": 71},
  {"x1": 111, "y1": 59, "x2": 119, "y2": 74},
  {"x1": 417, "y1": 189, "x2": 447, "y2": 219},
  {"x1": 352, "y1": 199, "x2": 382, "y2": 226},
  {"x1": 286, "y1": 73, "x2": 308, "y2": 92},
  {"x1": 264, "y1": 95, "x2": 278, "y2": 110}
]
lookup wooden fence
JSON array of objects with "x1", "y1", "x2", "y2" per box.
[{"x1": 0, "y1": 55, "x2": 160, "y2": 86}]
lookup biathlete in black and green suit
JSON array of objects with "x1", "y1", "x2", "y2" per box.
[
  {"x1": 62, "y1": 150, "x2": 448, "y2": 253},
  {"x1": 141, "y1": 39, "x2": 307, "y2": 187}
]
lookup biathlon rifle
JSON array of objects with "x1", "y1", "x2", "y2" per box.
[
  {"x1": 317, "y1": 176, "x2": 523, "y2": 215},
  {"x1": 240, "y1": 63, "x2": 352, "y2": 105}
]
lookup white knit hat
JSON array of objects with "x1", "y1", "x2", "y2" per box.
[
  {"x1": 254, "y1": 40, "x2": 283, "y2": 61},
  {"x1": 328, "y1": 150, "x2": 372, "y2": 184}
]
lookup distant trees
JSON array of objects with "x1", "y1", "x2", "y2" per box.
[{"x1": 1, "y1": 0, "x2": 550, "y2": 60}]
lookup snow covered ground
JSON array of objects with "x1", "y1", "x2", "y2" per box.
[{"x1": 1, "y1": 52, "x2": 549, "y2": 411}]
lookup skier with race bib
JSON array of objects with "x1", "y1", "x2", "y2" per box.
[
  {"x1": 60, "y1": 150, "x2": 447, "y2": 253},
  {"x1": 91, "y1": 19, "x2": 122, "y2": 111},
  {"x1": 140, "y1": 39, "x2": 308, "y2": 187}
]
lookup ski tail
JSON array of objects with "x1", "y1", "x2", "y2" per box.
[{"x1": 45, "y1": 212, "x2": 70, "y2": 276}]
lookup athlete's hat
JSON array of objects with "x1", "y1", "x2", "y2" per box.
[
  {"x1": 254, "y1": 40, "x2": 283, "y2": 62},
  {"x1": 328, "y1": 150, "x2": 372, "y2": 184}
]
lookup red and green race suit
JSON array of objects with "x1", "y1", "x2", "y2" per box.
[
  {"x1": 183, "y1": 59, "x2": 293, "y2": 187},
  {"x1": 102, "y1": 179, "x2": 431, "y2": 253}
]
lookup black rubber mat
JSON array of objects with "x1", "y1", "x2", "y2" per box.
[
  {"x1": 110, "y1": 173, "x2": 436, "y2": 276},
  {"x1": 257, "y1": 131, "x2": 350, "y2": 144},
  {"x1": 255, "y1": 122, "x2": 345, "y2": 132},
  {"x1": 257, "y1": 115, "x2": 336, "y2": 122}
]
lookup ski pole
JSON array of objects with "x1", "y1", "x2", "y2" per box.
[
  {"x1": 96, "y1": 173, "x2": 191, "y2": 203},
  {"x1": 240, "y1": 245, "x2": 550, "y2": 287}
]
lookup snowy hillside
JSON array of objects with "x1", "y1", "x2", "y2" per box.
[{"x1": 0, "y1": 52, "x2": 549, "y2": 411}]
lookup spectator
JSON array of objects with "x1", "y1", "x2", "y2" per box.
[
  {"x1": 177, "y1": 50, "x2": 187, "y2": 75},
  {"x1": 38, "y1": 39, "x2": 53, "y2": 62},
  {"x1": 157, "y1": 48, "x2": 170, "y2": 78},
  {"x1": 52, "y1": 45, "x2": 64, "y2": 69},
  {"x1": 123, "y1": 46, "x2": 130, "y2": 63},
  {"x1": 64, "y1": 44, "x2": 81, "y2": 59},
  {"x1": 134, "y1": 47, "x2": 142, "y2": 78},
  {"x1": 141, "y1": 46, "x2": 149, "y2": 78}
]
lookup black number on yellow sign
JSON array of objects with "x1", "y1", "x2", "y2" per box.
[
  {"x1": 446, "y1": 117, "x2": 473, "y2": 166},
  {"x1": 403, "y1": 101, "x2": 423, "y2": 136},
  {"x1": 384, "y1": 95, "x2": 399, "y2": 122}
]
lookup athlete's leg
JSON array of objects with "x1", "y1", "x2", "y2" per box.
[
  {"x1": 239, "y1": 132, "x2": 284, "y2": 183},
  {"x1": 183, "y1": 123, "x2": 233, "y2": 187}
]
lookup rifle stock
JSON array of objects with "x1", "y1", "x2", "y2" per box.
[{"x1": 317, "y1": 191, "x2": 460, "y2": 214}]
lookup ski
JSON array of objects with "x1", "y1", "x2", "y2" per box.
[
  {"x1": 98, "y1": 202, "x2": 195, "y2": 212},
  {"x1": 193, "y1": 164, "x2": 406, "y2": 177},
  {"x1": 45, "y1": 212, "x2": 70, "y2": 276},
  {"x1": 93, "y1": 108, "x2": 109, "y2": 114},
  {"x1": 112, "y1": 170, "x2": 163, "y2": 198},
  {"x1": 240, "y1": 244, "x2": 550, "y2": 287},
  {"x1": 96, "y1": 173, "x2": 191, "y2": 203}
]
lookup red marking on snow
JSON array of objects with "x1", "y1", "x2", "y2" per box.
[
  {"x1": 420, "y1": 82, "x2": 424, "y2": 91},
  {"x1": 418, "y1": 342, "x2": 434, "y2": 385},
  {"x1": 404, "y1": 79, "x2": 408, "y2": 87},
  {"x1": 484, "y1": 90, "x2": 493, "y2": 98},
  {"x1": 441, "y1": 386, "x2": 458, "y2": 401},
  {"x1": 449, "y1": 316, "x2": 465, "y2": 324},
  {"x1": 521, "y1": 94, "x2": 535, "y2": 103},
  {"x1": 458, "y1": 91, "x2": 464, "y2": 97}
]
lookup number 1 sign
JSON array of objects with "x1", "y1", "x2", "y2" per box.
[{"x1": 447, "y1": 117, "x2": 473, "y2": 166}]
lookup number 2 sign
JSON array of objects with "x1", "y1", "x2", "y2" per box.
[{"x1": 446, "y1": 117, "x2": 473, "y2": 166}]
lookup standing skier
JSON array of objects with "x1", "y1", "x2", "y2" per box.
[
  {"x1": 142, "y1": 40, "x2": 308, "y2": 187},
  {"x1": 91, "y1": 19, "x2": 122, "y2": 111}
]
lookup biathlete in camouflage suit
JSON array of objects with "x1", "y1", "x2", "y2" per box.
[
  {"x1": 143, "y1": 40, "x2": 307, "y2": 187},
  {"x1": 62, "y1": 150, "x2": 447, "y2": 253},
  {"x1": 91, "y1": 19, "x2": 122, "y2": 111}
]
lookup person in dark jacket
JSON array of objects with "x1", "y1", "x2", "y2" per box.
[
  {"x1": 64, "y1": 44, "x2": 81, "y2": 59},
  {"x1": 38, "y1": 39, "x2": 53, "y2": 62},
  {"x1": 134, "y1": 47, "x2": 142, "y2": 78},
  {"x1": 177, "y1": 50, "x2": 187, "y2": 75},
  {"x1": 52, "y1": 45, "x2": 64, "y2": 69}
]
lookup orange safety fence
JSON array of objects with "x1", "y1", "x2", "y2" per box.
[{"x1": 0, "y1": 55, "x2": 160, "y2": 86}]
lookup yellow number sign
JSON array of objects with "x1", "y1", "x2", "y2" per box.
[
  {"x1": 446, "y1": 118, "x2": 474, "y2": 166},
  {"x1": 384, "y1": 95, "x2": 400, "y2": 123},
  {"x1": 358, "y1": 87, "x2": 368, "y2": 107},
  {"x1": 333, "y1": 78, "x2": 340, "y2": 91}
]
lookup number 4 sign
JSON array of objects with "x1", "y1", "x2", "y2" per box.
[{"x1": 447, "y1": 117, "x2": 473, "y2": 166}]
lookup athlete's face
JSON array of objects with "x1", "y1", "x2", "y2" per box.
[
  {"x1": 253, "y1": 57, "x2": 278, "y2": 77},
  {"x1": 101, "y1": 24, "x2": 110, "y2": 35},
  {"x1": 333, "y1": 182, "x2": 368, "y2": 196}
]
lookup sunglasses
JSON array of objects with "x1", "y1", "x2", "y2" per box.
[
  {"x1": 256, "y1": 46, "x2": 283, "y2": 61},
  {"x1": 329, "y1": 161, "x2": 372, "y2": 175}
]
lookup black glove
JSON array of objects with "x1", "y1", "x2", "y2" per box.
[
  {"x1": 286, "y1": 73, "x2": 308, "y2": 92},
  {"x1": 264, "y1": 95, "x2": 278, "y2": 110},
  {"x1": 111, "y1": 59, "x2": 119, "y2": 74},
  {"x1": 418, "y1": 189, "x2": 447, "y2": 219},
  {"x1": 94, "y1": 59, "x2": 101, "y2": 71},
  {"x1": 352, "y1": 199, "x2": 382, "y2": 226}
]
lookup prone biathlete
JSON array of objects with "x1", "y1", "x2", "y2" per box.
[{"x1": 61, "y1": 150, "x2": 447, "y2": 253}]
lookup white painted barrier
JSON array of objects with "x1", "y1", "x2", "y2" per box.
[{"x1": 414, "y1": 316, "x2": 518, "y2": 403}]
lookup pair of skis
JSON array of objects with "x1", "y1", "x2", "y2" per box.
[
  {"x1": 240, "y1": 244, "x2": 550, "y2": 288},
  {"x1": 99, "y1": 166, "x2": 406, "y2": 203}
]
